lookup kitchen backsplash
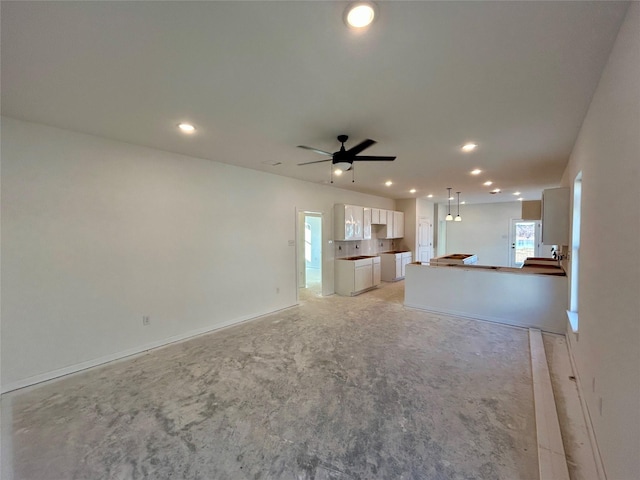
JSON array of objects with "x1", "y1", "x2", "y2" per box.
[{"x1": 335, "y1": 239, "x2": 394, "y2": 258}]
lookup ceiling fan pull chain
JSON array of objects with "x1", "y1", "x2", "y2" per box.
[
  {"x1": 352, "y1": 163, "x2": 355, "y2": 183},
  {"x1": 330, "y1": 162, "x2": 333, "y2": 184}
]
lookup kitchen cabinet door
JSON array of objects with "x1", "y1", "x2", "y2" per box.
[
  {"x1": 371, "y1": 208, "x2": 380, "y2": 225},
  {"x1": 381, "y1": 212, "x2": 394, "y2": 239},
  {"x1": 373, "y1": 261, "x2": 381, "y2": 286},
  {"x1": 393, "y1": 211, "x2": 405, "y2": 238},
  {"x1": 379, "y1": 209, "x2": 388, "y2": 225},
  {"x1": 334, "y1": 204, "x2": 364, "y2": 241},
  {"x1": 354, "y1": 264, "x2": 373, "y2": 292},
  {"x1": 363, "y1": 208, "x2": 372, "y2": 240},
  {"x1": 401, "y1": 253, "x2": 412, "y2": 277}
]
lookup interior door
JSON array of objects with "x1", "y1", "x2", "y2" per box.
[
  {"x1": 510, "y1": 220, "x2": 540, "y2": 267},
  {"x1": 297, "y1": 211, "x2": 306, "y2": 288},
  {"x1": 418, "y1": 218, "x2": 433, "y2": 263}
]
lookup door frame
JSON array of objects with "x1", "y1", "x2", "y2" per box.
[
  {"x1": 295, "y1": 208, "x2": 325, "y2": 302},
  {"x1": 418, "y1": 216, "x2": 433, "y2": 263},
  {"x1": 508, "y1": 218, "x2": 541, "y2": 267}
]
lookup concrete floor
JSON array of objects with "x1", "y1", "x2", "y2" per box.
[{"x1": 2, "y1": 281, "x2": 539, "y2": 479}]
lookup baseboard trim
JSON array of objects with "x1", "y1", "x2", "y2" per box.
[
  {"x1": 565, "y1": 328, "x2": 607, "y2": 480},
  {"x1": 404, "y1": 303, "x2": 564, "y2": 334},
  {"x1": 1, "y1": 305, "x2": 297, "y2": 394},
  {"x1": 529, "y1": 328, "x2": 570, "y2": 480}
]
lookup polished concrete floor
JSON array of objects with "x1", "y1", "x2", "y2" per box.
[{"x1": 2, "y1": 281, "x2": 539, "y2": 479}]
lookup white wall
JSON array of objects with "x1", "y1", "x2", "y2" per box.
[
  {"x1": 560, "y1": 4, "x2": 640, "y2": 478},
  {"x1": 444, "y1": 202, "x2": 523, "y2": 266},
  {"x1": 0, "y1": 117, "x2": 395, "y2": 392},
  {"x1": 395, "y1": 198, "x2": 417, "y2": 255},
  {"x1": 395, "y1": 198, "x2": 435, "y2": 259}
]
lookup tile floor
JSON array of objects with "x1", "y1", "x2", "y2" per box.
[{"x1": 2, "y1": 281, "x2": 541, "y2": 479}]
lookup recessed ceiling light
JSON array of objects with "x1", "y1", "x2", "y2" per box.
[
  {"x1": 483, "y1": 181, "x2": 493, "y2": 186},
  {"x1": 513, "y1": 191, "x2": 521, "y2": 196},
  {"x1": 470, "y1": 169, "x2": 482, "y2": 175},
  {"x1": 178, "y1": 123, "x2": 196, "y2": 133},
  {"x1": 462, "y1": 143, "x2": 478, "y2": 152},
  {"x1": 427, "y1": 194, "x2": 433, "y2": 198},
  {"x1": 385, "y1": 180, "x2": 393, "y2": 186},
  {"x1": 334, "y1": 169, "x2": 343, "y2": 176},
  {"x1": 409, "y1": 189, "x2": 417, "y2": 194},
  {"x1": 345, "y1": 2, "x2": 377, "y2": 29},
  {"x1": 518, "y1": 198, "x2": 524, "y2": 201},
  {"x1": 491, "y1": 188, "x2": 501, "y2": 193}
]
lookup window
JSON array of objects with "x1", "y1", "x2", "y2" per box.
[{"x1": 568, "y1": 172, "x2": 582, "y2": 332}]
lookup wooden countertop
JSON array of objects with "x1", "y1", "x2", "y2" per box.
[{"x1": 411, "y1": 262, "x2": 566, "y2": 276}]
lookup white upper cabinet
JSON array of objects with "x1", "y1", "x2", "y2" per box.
[
  {"x1": 334, "y1": 205, "x2": 403, "y2": 240},
  {"x1": 363, "y1": 208, "x2": 372, "y2": 240},
  {"x1": 334, "y1": 204, "x2": 364, "y2": 241},
  {"x1": 371, "y1": 208, "x2": 380, "y2": 225},
  {"x1": 381, "y1": 212, "x2": 394, "y2": 239},
  {"x1": 393, "y1": 211, "x2": 405, "y2": 238},
  {"x1": 379, "y1": 209, "x2": 388, "y2": 225},
  {"x1": 542, "y1": 188, "x2": 570, "y2": 245}
]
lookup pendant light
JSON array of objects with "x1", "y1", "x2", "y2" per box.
[
  {"x1": 455, "y1": 192, "x2": 462, "y2": 222},
  {"x1": 445, "y1": 187, "x2": 453, "y2": 221}
]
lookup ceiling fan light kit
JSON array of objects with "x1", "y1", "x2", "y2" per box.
[
  {"x1": 333, "y1": 162, "x2": 352, "y2": 172},
  {"x1": 297, "y1": 134, "x2": 396, "y2": 184}
]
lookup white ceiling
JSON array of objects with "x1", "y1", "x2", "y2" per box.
[{"x1": 1, "y1": 1, "x2": 629, "y2": 204}]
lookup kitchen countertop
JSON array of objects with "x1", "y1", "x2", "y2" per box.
[
  {"x1": 338, "y1": 255, "x2": 380, "y2": 261},
  {"x1": 412, "y1": 262, "x2": 565, "y2": 276}
]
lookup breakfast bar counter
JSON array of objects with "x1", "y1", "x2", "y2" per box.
[{"x1": 404, "y1": 261, "x2": 568, "y2": 333}]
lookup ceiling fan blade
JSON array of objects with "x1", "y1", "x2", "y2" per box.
[
  {"x1": 297, "y1": 145, "x2": 334, "y2": 156},
  {"x1": 346, "y1": 139, "x2": 376, "y2": 156},
  {"x1": 352, "y1": 156, "x2": 396, "y2": 161},
  {"x1": 297, "y1": 159, "x2": 332, "y2": 166}
]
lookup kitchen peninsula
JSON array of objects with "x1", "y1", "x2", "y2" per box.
[{"x1": 404, "y1": 260, "x2": 567, "y2": 334}]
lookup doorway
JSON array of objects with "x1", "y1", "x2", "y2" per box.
[
  {"x1": 418, "y1": 217, "x2": 433, "y2": 263},
  {"x1": 509, "y1": 219, "x2": 540, "y2": 267},
  {"x1": 297, "y1": 211, "x2": 323, "y2": 296}
]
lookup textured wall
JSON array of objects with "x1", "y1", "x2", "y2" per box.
[
  {"x1": 1, "y1": 118, "x2": 394, "y2": 391},
  {"x1": 560, "y1": 4, "x2": 640, "y2": 478}
]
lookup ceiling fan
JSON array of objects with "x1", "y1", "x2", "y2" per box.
[{"x1": 297, "y1": 135, "x2": 396, "y2": 173}]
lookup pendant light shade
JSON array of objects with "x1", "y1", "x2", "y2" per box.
[
  {"x1": 445, "y1": 187, "x2": 453, "y2": 221},
  {"x1": 455, "y1": 191, "x2": 462, "y2": 222}
]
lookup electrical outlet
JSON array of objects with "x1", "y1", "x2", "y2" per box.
[{"x1": 142, "y1": 315, "x2": 150, "y2": 326}]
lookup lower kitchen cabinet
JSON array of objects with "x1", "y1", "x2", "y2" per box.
[
  {"x1": 401, "y1": 252, "x2": 412, "y2": 277},
  {"x1": 335, "y1": 256, "x2": 381, "y2": 296},
  {"x1": 354, "y1": 261, "x2": 373, "y2": 292},
  {"x1": 380, "y1": 251, "x2": 412, "y2": 281}
]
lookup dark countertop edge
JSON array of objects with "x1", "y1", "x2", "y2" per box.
[{"x1": 409, "y1": 262, "x2": 566, "y2": 277}]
